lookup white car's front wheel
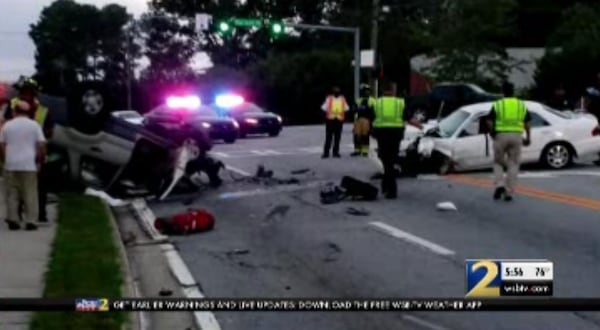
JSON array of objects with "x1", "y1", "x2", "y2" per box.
[{"x1": 542, "y1": 143, "x2": 573, "y2": 169}]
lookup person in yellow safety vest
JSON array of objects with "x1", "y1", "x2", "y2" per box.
[
  {"x1": 5, "y1": 77, "x2": 54, "y2": 222},
  {"x1": 321, "y1": 86, "x2": 349, "y2": 158},
  {"x1": 372, "y1": 83, "x2": 423, "y2": 199},
  {"x1": 351, "y1": 84, "x2": 376, "y2": 157},
  {"x1": 485, "y1": 82, "x2": 531, "y2": 202}
]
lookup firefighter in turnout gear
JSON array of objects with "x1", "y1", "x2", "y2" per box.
[
  {"x1": 321, "y1": 86, "x2": 349, "y2": 158},
  {"x1": 351, "y1": 84, "x2": 376, "y2": 157},
  {"x1": 373, "y1": 83, "x2": 422, "y2": 199},
  {"x1": 5, "y1": 77, "x2": 54, "y2": 223}
]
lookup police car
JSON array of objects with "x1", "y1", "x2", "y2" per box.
[
  {"x1": 145, "y1": 96, "x2": 239, "y2": 144},
  {"x1": 212, "y1": 94, "x2": 282, "y2": 138}
]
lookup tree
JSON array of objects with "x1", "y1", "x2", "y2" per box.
[
  {"x1": 29, "y1": 0, "x2": 135, "y2": 96},
  {"x1": 248, "y1": 50, "x2": 353, "y2": 124},
  {"x1": 425, "y1": 0, "x2": 517, "y2": 89},
  {"x1": 138, "y1": 9, "x2": 198, "y2": 83},
  {"x1": 535, "y1": 3, "x2": 600, "y2": 100}
]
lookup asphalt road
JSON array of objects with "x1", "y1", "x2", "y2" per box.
[{"x1": 150, "y1": 125, "x2": 600, "y2": 330}]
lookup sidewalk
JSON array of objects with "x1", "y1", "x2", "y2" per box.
[{"x1": 0, "y1": 179, "x2": 57, "y2": 330}]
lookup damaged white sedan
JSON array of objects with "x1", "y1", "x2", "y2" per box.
[{"x1": 401, "y1": 101, "x2": 600, "y2": 174}]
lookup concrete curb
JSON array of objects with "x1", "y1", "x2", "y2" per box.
[
  {"x1": 102, "y1": 200, "x2": 144, "y2": 330},
  {"x1": 130, "y1": 199, "x2": 221, "y2": 330}
]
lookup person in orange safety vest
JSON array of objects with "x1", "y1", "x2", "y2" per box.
[{"x1": 321, "y1": 86, "x2": 349, "y2": 158}]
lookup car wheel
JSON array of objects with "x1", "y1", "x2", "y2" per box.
[
  {"x1": 67, "y1": 81, "x2": 113, "y2": 135},
  {"x1": 268, "y1": 130, "x2": 280, "y2": 137},
  {"x1": 542, "y1": 142, "x2": 573, "y2": 169},
  {"x1": 433, "y1": 152, "x2": 453, "y2": 175},
  {"x1": 224, "y1": 137, "x2": 236, "y2": 144}
]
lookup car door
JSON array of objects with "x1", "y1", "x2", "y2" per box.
[
  {"x1": 452, "y1": 114, "x2": 494, "y2": 169},
  {"x1": 521, "y1": 109, "x2": 552, "y2": 162}
]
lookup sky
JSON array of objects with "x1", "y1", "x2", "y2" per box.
[{"x1": 0, "y1": 0, "x2": 208, "y2": 82}]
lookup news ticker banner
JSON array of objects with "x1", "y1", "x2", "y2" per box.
[
  {"x1": 1, "y1": 298, "x2": 600, "y2": 312},
  {"x1": 466, "y1": 259, "x2": 554, "y2": 297}
]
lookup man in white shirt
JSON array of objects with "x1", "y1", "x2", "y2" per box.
[
  {"x1": 0, "y1": 100, "x2": 46, "y2": 231},
  {"x1": 321, "y1": 87, "x2": 349, "y2": 158}
]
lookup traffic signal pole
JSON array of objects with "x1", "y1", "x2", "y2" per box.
[{"x1": 287, "y1": 23, "x2": 361, "y2": 101}]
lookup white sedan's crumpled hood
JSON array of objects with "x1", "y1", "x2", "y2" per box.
[{"x1": 400, "y1": 121, "x2": 453, "y2": 159}]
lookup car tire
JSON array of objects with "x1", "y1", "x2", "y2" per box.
[
  {"x1": 224, "y1": 137, "x2": 236, "y2": 144},
  {"x1": 268, "y1": 130, "x2": 280, "y2": 137},
  {"x1": 433, "y1": 152, "x2": 453, "y2": 175},
  {"x1": 541, "y1": 142, "x2": 573, "y2": 169},
  {"x1": 67, "y1": 81, "x2": 113, "y2": 135}
]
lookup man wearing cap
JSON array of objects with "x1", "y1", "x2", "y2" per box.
[
  {"x1": 0, "y1": 100, "x2": 46, "y2": 230},
  {"x1": 5, "y1": 77, "x2": 53, "y2": 222}
]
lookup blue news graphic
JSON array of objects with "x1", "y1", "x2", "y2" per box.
[
  {"x1": 465, "y1": 260, "x2": 502, "y2": 297},
  {"x1": 75, "y1": 298, "x2": 109, "y2": 312}
]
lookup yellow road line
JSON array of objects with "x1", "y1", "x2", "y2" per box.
[{"x1": 447, "y1": 175, "x2": 600, "y2": 211}]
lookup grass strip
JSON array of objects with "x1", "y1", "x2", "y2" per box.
[{"x1": 31, "y1": 194, "x2": 125, "y2": 330}]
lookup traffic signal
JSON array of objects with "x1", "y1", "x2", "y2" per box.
[
  {"x1": 216, "y1": 19, "x2": 233, "y2": 37},
  {"x1": 269, "y1": 21, "x2": 284, "y2": 38}
]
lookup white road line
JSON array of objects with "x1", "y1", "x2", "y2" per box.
[
  {"x1": 225, "y1": 165, "x2": 252, "y2": 177},
  {"x1": 250, "y1": 149, "x2": 284, "y2": 156},
  {"x1": 209, "y1": 152, "x2": 231, "y2": 158},
  {"x1": 369, "y1": 222, "x2": 455, "y2": 256},
  {"x1": 403, "y1": 315, "x2": 451, "y2": 330},
  {"x1": 218, "y1": 181, "x2": 325, "y2": 200}
]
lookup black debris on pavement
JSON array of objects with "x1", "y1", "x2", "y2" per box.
[
  {"x1": 291, "y1": 168, "x2": 311, "y2": 175},
  {"x1": 226, "y1": 249, "x2": 250, "y2": 256},
  {"x1": 264, "y1": 204, "x2": 291, "y2": 222},
  {"x1": 345, "y1": 207, "x2": 371, "y2": 216},
  {"x1": 256, "y1": 165, "x2": 274, "y2": 178},
  {"x1": 322, "y1": 241, "x2": 342, "y2": 262},
  {"x1": 159, "y1": 288, "x2": 173, "y2": 296}
]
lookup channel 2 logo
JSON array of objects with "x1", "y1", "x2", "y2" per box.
[
  {"x1": 465, "y1": 260, "x2": 501, "y2": 297},
  {"x1": 75, "y1": 298, "x2": 109, "y2": 312}
]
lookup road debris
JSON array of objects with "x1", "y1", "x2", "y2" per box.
[
  {"x1": 84, "y1": 188, "x2": 128, "y2": 207},
  {"x1": 322, "y1": 242, "x2": 342, "y2": 262},
  {"x1": 291, "y1": 168, "x2": 311, "y2": 175},
  {"x1": 341, "y1": 176, "x2": 378, "y2": 201},
  {"x1": 226, "y1": 249, "x2": 250, "y2": 256},
  {"x1": 154, "y1": 209, "x2": 215, "y2": 235},
  {"x1": 345, "y1": 207, "x2": 370, "y2": 216},
  {"x1": 436, "y1": 201, "x2": 458, "y2": 212},
  {"x1": 159, "y1": 288, "x2": 173, "y2": 296},
  {"x1": 264, "y1": 204, "x2": 291, "y2": 222},
  {"x1": 320, "y1": 183, "x2": 346, "y2": 204},
  {"x1": 256, "y1": 165, "x2": 274, "y2": 178}
]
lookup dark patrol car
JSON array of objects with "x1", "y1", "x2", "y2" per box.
[{"x1": 214, "y1": 97, "x2": 282, "y2": 137}]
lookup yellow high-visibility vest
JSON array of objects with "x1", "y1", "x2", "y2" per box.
[
  {"x1": 9, "y1": 97, "x2": 48, "y2": 125},
  {"x1": 494, "y1": 97, "x2": 527, "y2": 133},
  {"x1": 373, "y1": 97, "x2": 405, "y2": 128}
]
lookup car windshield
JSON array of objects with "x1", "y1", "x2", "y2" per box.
[
  {"x1": 438, "y1": 109, "x2": 471, "y2": 137},
  {"x1": 235, "y1": 103, "x2": 264, "y2": 113}
]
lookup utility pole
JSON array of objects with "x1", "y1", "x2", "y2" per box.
[{"x1": 370, "y1": 0, "x2": 380, "y2": 95}]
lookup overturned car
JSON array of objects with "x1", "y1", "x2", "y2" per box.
[{"x1": 1, "y1": 81, "x2": 223, "y2": 199}]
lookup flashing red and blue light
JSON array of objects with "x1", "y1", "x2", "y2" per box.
[
  {"x1": 215, "y1": 93, "x2": 245, "y2": 108},
  {"x1": 166, "y1": 96, "x2": 202, "y2": 109}
]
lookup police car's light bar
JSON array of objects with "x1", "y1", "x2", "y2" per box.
[
  {"x1": 167, "y1": 96, "x2": 201, "y2": 109},
  {"x1": 215, "y1": 94, "x2": 244, "y2": 108}
]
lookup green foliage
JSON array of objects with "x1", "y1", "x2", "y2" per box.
[
  {"x1": 248, "y1": 50, "x2": 353, "y2": 124},
  {"x1": 29, "y1": 0, "x2": 135, "y2": 95},
  {"x1": 425, "y1": 0, "x2": 517, "y2": 89},
  {"x1": 535, "y1": 3, "x2": 600, "y2": 99},
  {"x1": 138, "y1": 9, "x2": 198, "y2": 83},
  {"x1": 31, "y1": 194, "x2": 124, "y2": 330}
]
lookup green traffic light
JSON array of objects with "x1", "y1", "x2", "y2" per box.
[
  {"x1": 219, "y1": 21, "x2": 231, "y2": 32},
  {"x1": 271, "y1": 23, "x2": 283, "y2": 34}
]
